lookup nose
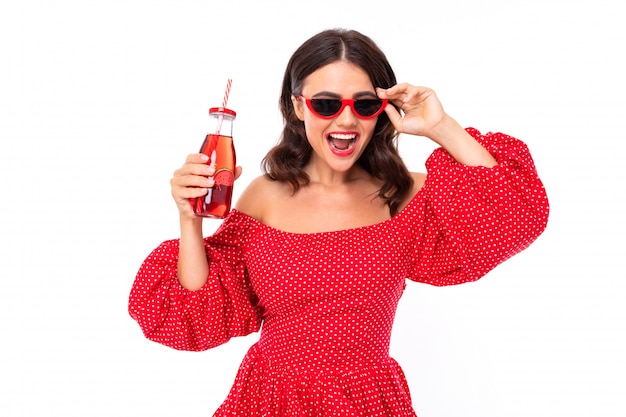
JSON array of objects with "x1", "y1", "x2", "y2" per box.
[{"x1": 335, "y1": 103, "x2": 358, "y2": 126}]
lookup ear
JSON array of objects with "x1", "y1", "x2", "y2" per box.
[{"x1": 291, "y1": 95, "x2": 305, "y2": 121}]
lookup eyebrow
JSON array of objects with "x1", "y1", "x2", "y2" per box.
[{"x1": 311, "y1": 90, "x2": 378, "y2": 99}]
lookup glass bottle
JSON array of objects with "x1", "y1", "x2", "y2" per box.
[{"x1": 191, "y1": 107, "x2": 236, "y2": 218}]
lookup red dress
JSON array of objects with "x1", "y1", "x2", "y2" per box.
[{"x1": 129, "y1": 129, "x2": 549, "y2": 416}]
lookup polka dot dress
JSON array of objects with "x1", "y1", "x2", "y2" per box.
[{"x1": 129, "y1": 129, "x2": 549, "y2": 416}]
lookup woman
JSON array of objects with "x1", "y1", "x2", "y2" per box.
[{"x1": 129, "y1": 28, "x2": 549, "y2": 416}]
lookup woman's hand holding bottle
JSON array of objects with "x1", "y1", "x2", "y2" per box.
[{"x1": 170, "y1": 153, "x2": 242, "y2": 221}]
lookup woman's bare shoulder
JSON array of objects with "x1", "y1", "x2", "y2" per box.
[
  {"x1": 411, "y1": 171, "x2": 427, "y2": 191},
  {"x1": 234, "y1": 174, "x2": 288, "y2": 221},
  {"x1": 397, "y1": 171, "x2": 427, "y2": 212}
]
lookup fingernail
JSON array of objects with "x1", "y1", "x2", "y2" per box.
[
  {"x1": 200, "y1": 154, "x2": 209, "y2": 161},
  {"x1": 206, "y1": 177, "x2": 215, "y2": 186}
]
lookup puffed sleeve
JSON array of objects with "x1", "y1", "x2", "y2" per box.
[
  {"x1": 128, "y1": 212, "x2": 262, "y2": 351},
  {"x1": 408, "y1": 128, "x2": 549, "y2": 286}
]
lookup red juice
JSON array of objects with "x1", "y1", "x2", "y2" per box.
[{"x1": 191, "y1": 133, "x2": 236, "y2": 218}]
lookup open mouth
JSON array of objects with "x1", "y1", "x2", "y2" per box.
[{"x1": 327, "y1": 133, "x2": 358, "y2": 153}]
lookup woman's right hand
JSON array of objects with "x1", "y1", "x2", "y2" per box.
[
  {"x1": 170, "y1": 153, "x2": 216, "y2": 219},
  {"x1": 170, "y1": 153, "x2": 242, "y2": 219}
]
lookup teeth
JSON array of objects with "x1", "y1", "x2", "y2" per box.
[
  {"x1": 328, "y1": 133, "x2": 357, "y2": 151},
  {"x1": 329, "y1": 133, "x2": 357, "y2": 140}
]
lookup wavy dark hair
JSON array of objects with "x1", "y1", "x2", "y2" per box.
[{"x1": 261, "y1": 28, "x2": 413, "y2": 216}]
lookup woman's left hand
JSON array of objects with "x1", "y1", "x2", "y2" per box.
[
  {"x1": 376, "y1": 84, "x2": 447, "y2": 139},
  {"x1": 378, "y1": 83, "x2": 498, "y2": 167}
]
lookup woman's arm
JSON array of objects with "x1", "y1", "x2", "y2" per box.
[
  {"x1": 170, "y1": 153, "x2": 242, "y2": 290},
  {"x1": 177, "y1": 216, "x2": 209, "y2": 290},
  {"x1": 377, "y1": 84, "x2": 497, "y2": 167}
]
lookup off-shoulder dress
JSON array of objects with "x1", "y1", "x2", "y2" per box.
[{"x1": 129, "y1": 129, "x2": 550, "y2": 416}]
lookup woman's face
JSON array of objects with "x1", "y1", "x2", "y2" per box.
[{"x1": 292, "y1": 61, "x2": 380, "y2": 174}]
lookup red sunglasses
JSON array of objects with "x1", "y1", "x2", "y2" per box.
[{"x1": 298, "y1": 96, "x2": 387, "y2": 120}]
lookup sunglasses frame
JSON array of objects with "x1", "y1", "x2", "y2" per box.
[{"x1": 297, "y1": 96, "x2": 387, "y2": 120}]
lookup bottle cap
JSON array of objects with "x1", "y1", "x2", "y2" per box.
[{"x1": 209, "y1": 107, "x2": 236, "y2": 117}]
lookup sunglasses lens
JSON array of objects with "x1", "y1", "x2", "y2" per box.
[
  {"x1": 305, "y1": 98, "x2": 385, "y2": 118},
  {"x1": 354, "y1": 99, "x2": 383, "y2": 117},
  {"x1": 310, "y1": 99, "x2": 342, "y2": 117}
]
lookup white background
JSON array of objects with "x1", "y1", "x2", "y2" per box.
[{"x1": 1, "y1": 0, "x2": 624, "y2": 416}]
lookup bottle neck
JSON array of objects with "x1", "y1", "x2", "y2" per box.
[{"x1": 208, "y1": 113, "x2": 235, "y2": 137}]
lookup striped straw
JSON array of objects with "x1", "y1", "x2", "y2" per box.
[
  {"x1": 222, "y1": 78, "x2": 232, "y2": 108},
  {"x1": 216, "y1": 79, "x2": 232, "y2": 134}
]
